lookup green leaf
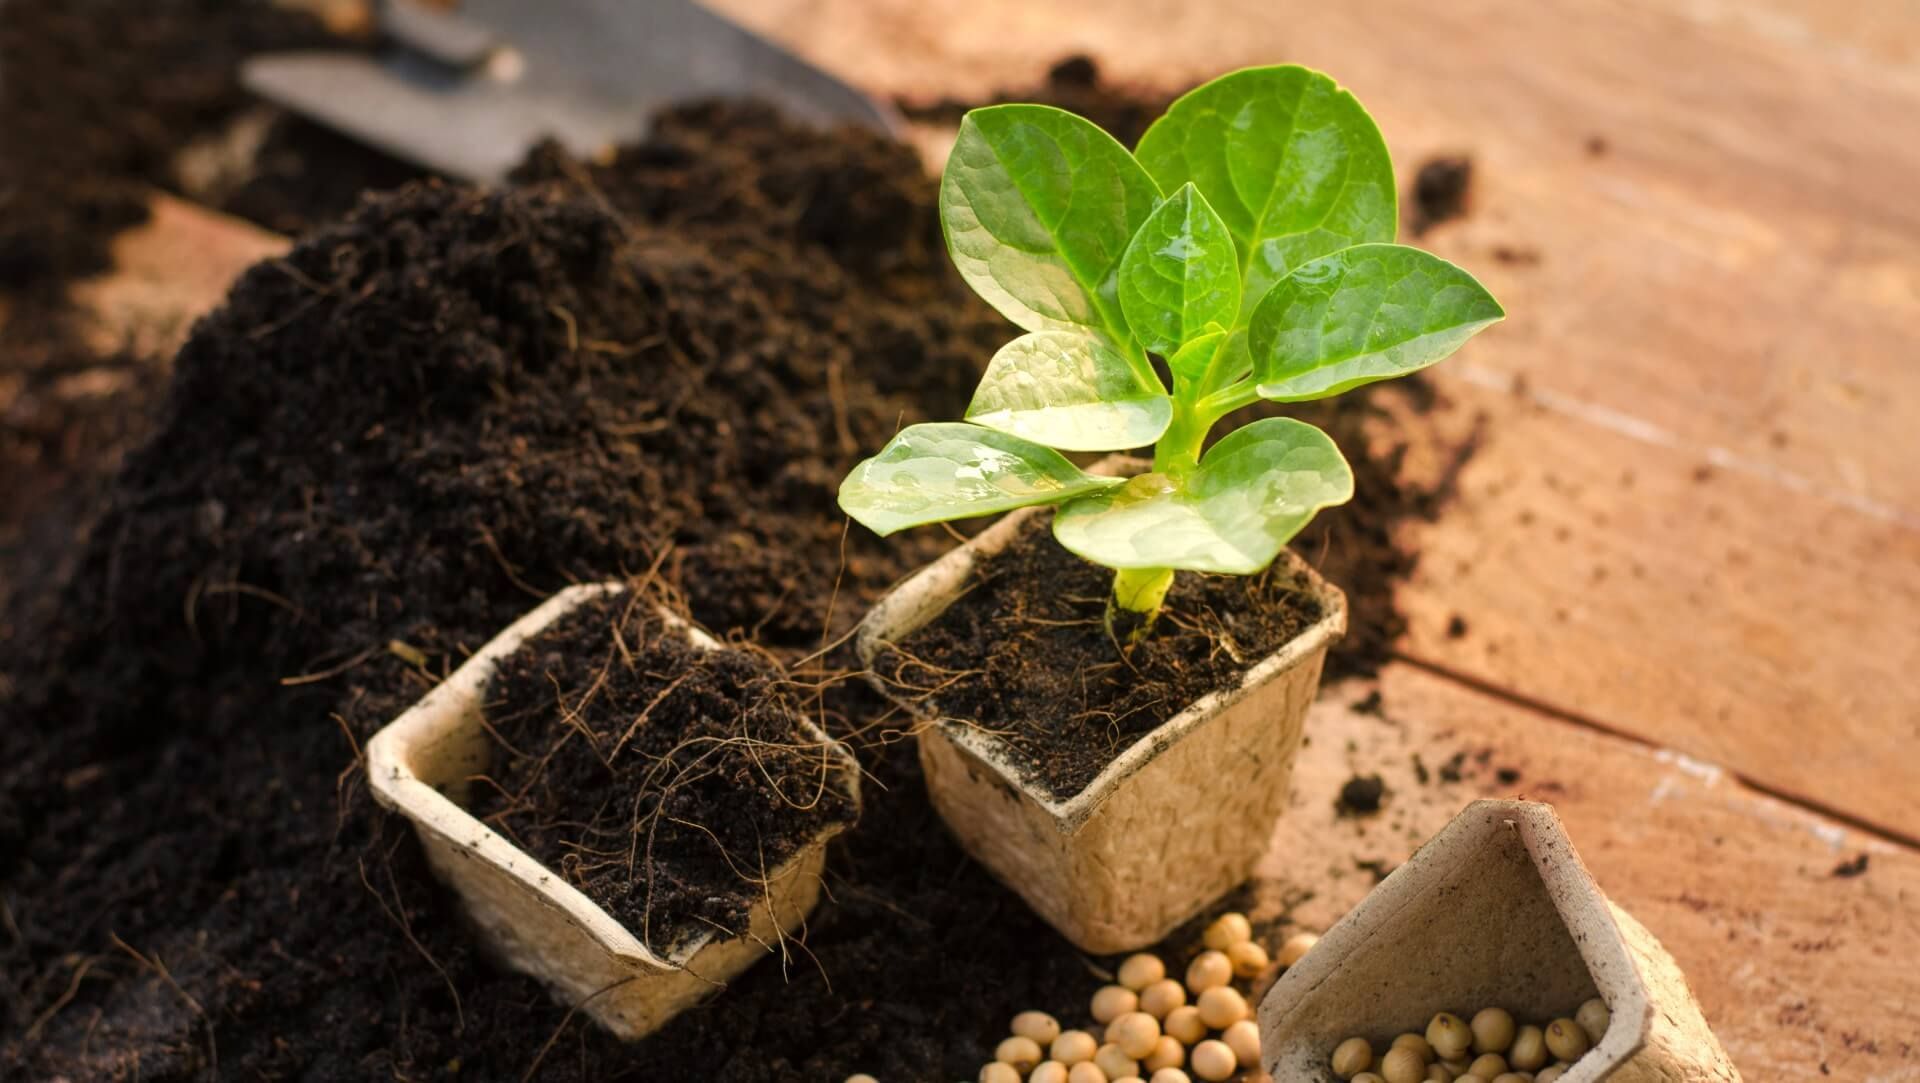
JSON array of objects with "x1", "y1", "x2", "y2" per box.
[
  {"x1": 1052, "y1": 418, "x2": 1353, "y2": 574},
  {"x1": 941, "y1": 105, "x2": 1161, "y2": 342},
  {"x1": 838, "y1": 422, "x2": 1125, "y2": 536},
  {"x1": 1166, "y1": 329, "x2": 1228, "y2": 386},
  {"x1": 1250, "y1": 244, "x2": 1504, "y2": 401},
  {"x1": 966, "y1": 331, "x2": 1172, "y2": 452},
  {"x1": 1118, "y1": 183, "x2": 1240, "y2": 357},
  {"x1": 1134, "y1": 66, "x2": 1397, "y2": 315}
]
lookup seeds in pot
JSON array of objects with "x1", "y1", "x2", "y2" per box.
[
  {"x1": 1113, "y1": 1012, "x2": 1163, "y2": 1059},
  {"x1": 1195, "y1": 985, "x2": 1249, "y2": 1029},
  {"x1": 1470, "y1": 1008, "x2": 1515, "y2": 1054},
  {"x1": 980, "y1": 1063, "x2": 1020, "y2": 1083},
  {"x1": 1222, "y1": 1019, "x2": 1261, "y2": 1067},
  {"x1": 1140, "y1": 978, "x2": 1186, "y2": 1019},
  {"x1": 1095, "y1": 1042, "x2": 1140, "y2": 1080},
  {"x1": 1031, "y1": 1063, "x2": 1070, "y2": 1083},
  {"x1": 1119, "y1": 953, "x2": 1167, "y2": 991},
  {"x1": 1144, "y1": 1035, "x2": 1185, "y2": 1072},
  {"x1": 1015, "y1": 1010, "x2": 1064, "y2": 1045},
  {"x1": 1165, "y1": 1006, "x2": 1208, "y2": 1045},
  {"x1": 1426, "y1": 1013, "x2": 1472, "y2": 1060},
  {"x1": 1185, "y1": 951, "x2": 1233, "y2": 994},
  {"x1": 1381, "y1": 1046, "x2": 1428, "y2": 1083},
  {"x1": 1576, "y1": 997, "x2": 1610, "y2": 1044},
  {"x1": 1332, "y1": 1036, "x2": 1375, "y2": 1078},
  {"x1": 1203, "y1": 912, "x2": 1253, "y2": 951},
  {"x1": 1093, "y1": 984, "x2": 1140, "y2": 1023},
  {"x1": 1068, "y1": 1062, "x2": 1108, "y2": 1083},
  {"x1": 1392, "y1": 1033, "x2": 1434, "y2": 1063},
  {"x1": 1507, "y1": 1025, "x2": 1547, "y2": 1071},
  {"x1": 1149, "y1": 1069, "x2": 1192, "y2": 1083},
  {"x1": 997, "y1": 1036, "x2": 1043, "y2": 1073},
  {"x1": 1278, "y1": 932, "x2": 1319, "y2": 967},
  {"x1": 1545, "y1": 1018, "x2": 1590, "y2": 1062},
  {"x1": 1190, "y1": 1039, "x2": 1237, "y2": 1081},
  {"x1": 1535, "y1": 1064, "x2": 1569, "y2": 1082},
  {"x1": 1054, "y1": 1030, "x2": 1099, "y2": 1066},
  {"x1": 1467, "y1": 1052, "x2": 1507, "y2": 1078},
  {"x1": 1226, "y1": 939, "x2": 1269, "y2": 979}
]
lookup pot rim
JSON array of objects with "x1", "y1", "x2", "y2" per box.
[{"x1": 366, "y1": 581, "x2": 861, "y2": 973}]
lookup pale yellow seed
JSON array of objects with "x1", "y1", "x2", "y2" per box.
[
  {"x1": 1014, "y1": 1010, "x2": 1063, "y2": 1045},
  {"x1": 1139, "y1": 978, "x2": 1186, "y2": 1020},
  {"x1": 997, "y1": 1036, "x2": 1043, "y2": 1073},
  {"x1": 1381, "y1": 1046, "x2": 1428, "y2": 1083},
  {"x1": 1113, "y1": 1012, "x2": 1162, "y2": 1060},
  {"x1": 1149, "y1": 1069, "x2": 1192, "y2": 1083},
  {"x1": 1195, "y1": 986, "x2": 1248, "y2": 1029},
  {"x1": 1535, "y1": 1064, "x2": 1569, "y2": 1083},
  {"x1": 1112, "y1": 1078, "x2": 1145, "y2": 1083},
  {"x1": 1576, "y1": 997, "x2": 1611, "y2": 1045},
  {"x1": 1440, "y1": 1058, "x2": 1472, "y2": 1077},
  {"x1": 1202, "y1": 912, "x2": 1253, "y2": 951},
  {"x1": 1030, "y1": 1063, "x2": 1069, "y2": 1083},
  {"x1": 1545, "y1": 1019, "x2": 1590, "y2": 1062},
  {"x1": 1222, "y1": 1019, "x2": 1261, "y2": 1066},
  {"x1": 1185, "y1": 951, "x2": 1233, "y2": 994},
  {"x1": 1093, "y1": 985, "x2": 1139, "y2": 1024},
  {"x1": 1392, "y1": 1033, "x2": 1434, "y2": 1063},
  {"x1": 1491, "y1": 1075, "x2": 1530, "y2": 1083},
  {"x1": 980, "y1": 1063, "x2": 1020, "y2": 1083},
  {"x1": 1226, "y1": 940, "x2": 1269, "y2": 980},
  {"x1": 1470, "y1": 1008, "x2": 1516, "y2": 1054},
  {"x1": 1277, "y1": 932, "x2": 1319, "y2": 967},
  {"x1": 1425, "y1": 1064, "x2": 1456, "y2": 1082},
  {"x1": 1332, "y1": 1036, "x2": 1375, "y2": 1078},
  {"x1": 1507, "y1": 1026, "x2": 1547, "y2": 1071},
  {"x1": 1118, "y1": 953, "x2": 1167, "y2": 991},
  {"x1": 1352, "y1": 1075, "x2": 1387, "y2": 1083},
  {"x1": 1164, "y1": 1006, "x2": 1207, "y2": 1045},
  {"x1": 1190, "y1": 1039, "x2": 1237, "y2": 1082},
  {"x1": 1466, "y1": 1052, "x2": 1507, "y2": 1079},
  {"x1": 1054, "y1": 1030, "x2": 1099, "y2": 1066},
  {"x1": 1095, "y1": 1043, "x2": 1140, "y2": 1080},
  {"x1": 1067, "y1": 1062, "x2": 1108, "y2": 1083},
  {"x1": 1426, "y1": 1013, "x2": 1472, "y2": 1061},
  {"x1": 1144, "y1": 1035, "x2": 1185, "y2": 1072}
]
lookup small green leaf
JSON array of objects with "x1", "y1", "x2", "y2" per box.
[
  {"x1": 1166, "y1": 329, "x2": 1228, "y2": 386},
  {"x1": 941, "y1": 105, "x2": 1162, "y2": 342},
  {"x1": 838, "y1": 422, "x2": 1125, "y2": 536},
  {"x1": 1118, "y1": 183, "x2": 1240, "y2": 357},
  {"x1": 966, "y1": 331, "x2": 1172, "y2": 452},
  {"x1": 1135, "y1": 66, "x2": 1396, "y2": 315},
  {"x1": 1052, "y1": 418, "x2": 1353, "y2": 574},
  {"x1": 1250, "y1": 244, "x2": 1504, "y2": 401}
]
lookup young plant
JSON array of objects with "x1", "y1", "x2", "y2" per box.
[{"x1": 839, "y1": 66, "x2": 1503, "y2": 638}]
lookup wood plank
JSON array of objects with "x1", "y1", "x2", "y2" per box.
[{"x1": 1255, "y1": 664, "x2": 1920, "y2": 1081}]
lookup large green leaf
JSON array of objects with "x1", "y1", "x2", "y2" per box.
[
  {"x1": 838, "y1": 423, "x2": 1125, "y2": 536},
  {"x1": 1134, "y1": 66, "x2": 1396, "y2": 315},
  {"x1": 1052, "y1": 418, "x2": 1353, "y2": 574},
  {"x1": 941, "y1": 105, "x2": 1161, "y2": 342},
  {"x1": 1118, "y1": 183, "x2": 1240, "y2": 357},
  {"x1": 1250, "y1": 244, "x2": 1504, "y2": 401},
  {"x1": 966, "y1": 331, "x2": 1172, "y2": 452}
]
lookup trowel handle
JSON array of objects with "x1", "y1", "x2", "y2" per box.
[{"x1": 381, "y1": 0, "x2": 502, "y2": 71}]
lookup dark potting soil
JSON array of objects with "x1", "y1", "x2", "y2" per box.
[
  {"x1": 882, "y1": 516, "x2": 1325, "y2": 800},
  {"x1": 475, "y1": 594, "x2": 857, "y2": 951}
]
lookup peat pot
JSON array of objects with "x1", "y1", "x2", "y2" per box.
[
  {"x1": 366, "y1": 582, "x2": 860, "y2": 1040},
  {"x1": 856, "y1": 503, "x2": 1346, "y2": 953},
  {"x1": 1259, "y1": 799, "x2": 1741, "y2": 1081}
]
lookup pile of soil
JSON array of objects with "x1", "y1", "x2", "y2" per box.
[
  {"x1": 477, "y1": 593, "x2": 857, "y2": 949},
  {"x1": 882, "y1": 517, "x2": 1325, "y2": 798}
]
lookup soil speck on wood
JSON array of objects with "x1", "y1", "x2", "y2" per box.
[
  {"x1": 1338, "y1": 774, "x2": 1387, "y2": 814},
  {"x1": 1410, "y1": 154, "x2": 1474, "y2": 235}
]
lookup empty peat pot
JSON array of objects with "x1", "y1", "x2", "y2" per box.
[
  {"x1": 1259, "y1": 799, "x2": 1740, "y2": 1081},
  {"x1": 367, "y1": 582, "x2": 860, "y2": 1039},
  {"x1": 856, "y1": 500, "x2": 1346, "y2": 953}
]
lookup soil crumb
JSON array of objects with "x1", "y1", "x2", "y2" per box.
[
  {"x1": 1338, "y1": 774, "x2": 1387, "y2": 815},
  {"x1": 1409, "y1": 154, "x2": 1474, "y2": 236},
  {"x1": 1832, "y1": 853, "x2": 1870, "y2": 878}
]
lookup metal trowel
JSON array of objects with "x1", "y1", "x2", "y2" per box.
[{"x1": 243, "y1": 0, "x2": 898, "y2": 184}]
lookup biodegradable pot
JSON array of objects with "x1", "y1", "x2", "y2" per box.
[
  {"x1": 856, "y1": 500, "x2": 1347, "y2": 954},
  {"x1": 1259, "y1": 799, "x2": 1741, "y2": 1081},
  {"x1": 366, "y1": 583, "x2": 860, "y2": 1040}
]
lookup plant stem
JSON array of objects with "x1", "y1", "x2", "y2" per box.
[
  {"x1": 1152, "y1": 395, "x2": 1209, "y2": 475},
  {"x1": 1107, "y1": 566, "x2": 1175, "y2": 643}
]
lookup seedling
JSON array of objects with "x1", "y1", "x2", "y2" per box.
[{"x1": 839, "y1": 66, "x2": 1503, "y2": 637}]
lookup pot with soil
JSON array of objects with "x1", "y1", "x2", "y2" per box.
[
  {"x1": 1258, "y1": 800, "x2": 1740, "y2": 1081},
  {"x1": 366, "y1": 582, "x2": 860, "y2": 1039}
]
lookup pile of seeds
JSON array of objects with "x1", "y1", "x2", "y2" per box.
[{"x1": 1331, "y1": 1000, "x2": 1610, "y2": 1082}]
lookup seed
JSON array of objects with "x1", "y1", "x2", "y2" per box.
[
  {"x1": 1222, "y1": 1019, "x2": 1261, "y2": 1066},
  {"x1": 1165, "y1": 1005, "x2": 1208, "y2": 1045},
  {"x1": 1196, "y1": 986, "x2": 1249, "y2": 1029},
  {"x1": 1093, "y1": 984, "x2": 1140, "y2": 1024},
  {"x1": 1054, "y1": 1030, "x2": 1099, "y2": 1066},
  {"x1": 1095, "y1": 1042, "x2": 1140, "y2": 1080},
  {"x1": 1440, "y1": 1058, "x2": 1472, "y2": 1077},
  {"x1": 1332, "y1": 1036, "x2": 1375, "y2": 1077},
  {"x1": 1381, "y1": 1046, "x2": 1428, "y2": 1083},
  {"x1": 1576, "y1": 997, "x2": 1610, "y2": 1044},
  {"x1": 1067, "y1": 1062, "x2": 1108, "y2": 1083},
  {"x1": 1119, "y1": 953, "x2": 1167, "y2": 991},
  {"x1": 1426, "y1": 1013, "x2": 1471, "y2": 1060},
  {"x1": 1185, "y1": 951, "x2": 1233, "y2": 994},
  {"x1": 997, "y1": 1036, "x2": 1043, "y2": 1072},
  {"x1": 980, "y1": 1063, "x2": 1020, "y2": 1083},
  {"x1": 846, "y1": 1076, "x2": 879, "y2": 1083},
  {"x1": 1491, "y1": 1075, "x2": 1530, "y2": 1083},
  {"x1": 1352, "y1": 1075, "x2": 1386, "y2": 1083},
  {"x1": 1112, "y1": 1078, "x2": 1145, "y2": 1083},
  {"x1": 1031, "y1": 1064, "x2": 1069, "y2": 1083},
  {"x1": 1226, "y1": 940, "x2": 1270, "y2": 979},
  {"x1": 1203, "y1": 912, "x2": 1253, "y2": 951},
  {"x1": 1535, "y1": 1064, "x2": 1569, "y2": 1082},
  {"x1": 1277, "y1": 932, "x2": 1319, "y2": 967},
  {"x1": 1392, "y1": 1033, "x2": 1434, "y2": 1063},
  {"x1": 1469, "y1": 1008, "x2": 1515, "y2": 1054},
  {"x1": 1506, "y1": 1026, "x2": 1547, "y2": 1071},
  {"x1": 1149, "y1": 1069, "x2": 1192, "y2": 1083},
  {"x1": 1015, "y1": 1010, "x2": 1063, "y2": 1045},
  {"x1": 1424, "y1": 1065, "x2": 1455, "y2": 1082},
  {"x1": 1545, "y1": 1019, "x2": 1590, "y2": 1062},
  {"x1": 1144, "y1": 1035, "x2": 1185, "y2": 1072},
  {"x1": 1113, "y1": 1012, "x2": 1163, "y2": 1060},
  {"x1": 1190, "y1": 1039, "x2": 1237, "y2": 1081},
  {"x1": 1467, "y1": 1052, "x2": 1507, "y2": 1078},
  {"x1": 1139, "y1": 978, "x2": 1186, "y2": 1019}
]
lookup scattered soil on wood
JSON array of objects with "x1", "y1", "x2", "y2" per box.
[
  {"x1": 476, "y1": 593, "x2": 857, "y2": 950},
  {"x1": 880, "y1": 515, "x2": 1324, "y2": 799},
  {"x1": 897, "y1": 53, "x2": 1178, "y2": 147}
]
